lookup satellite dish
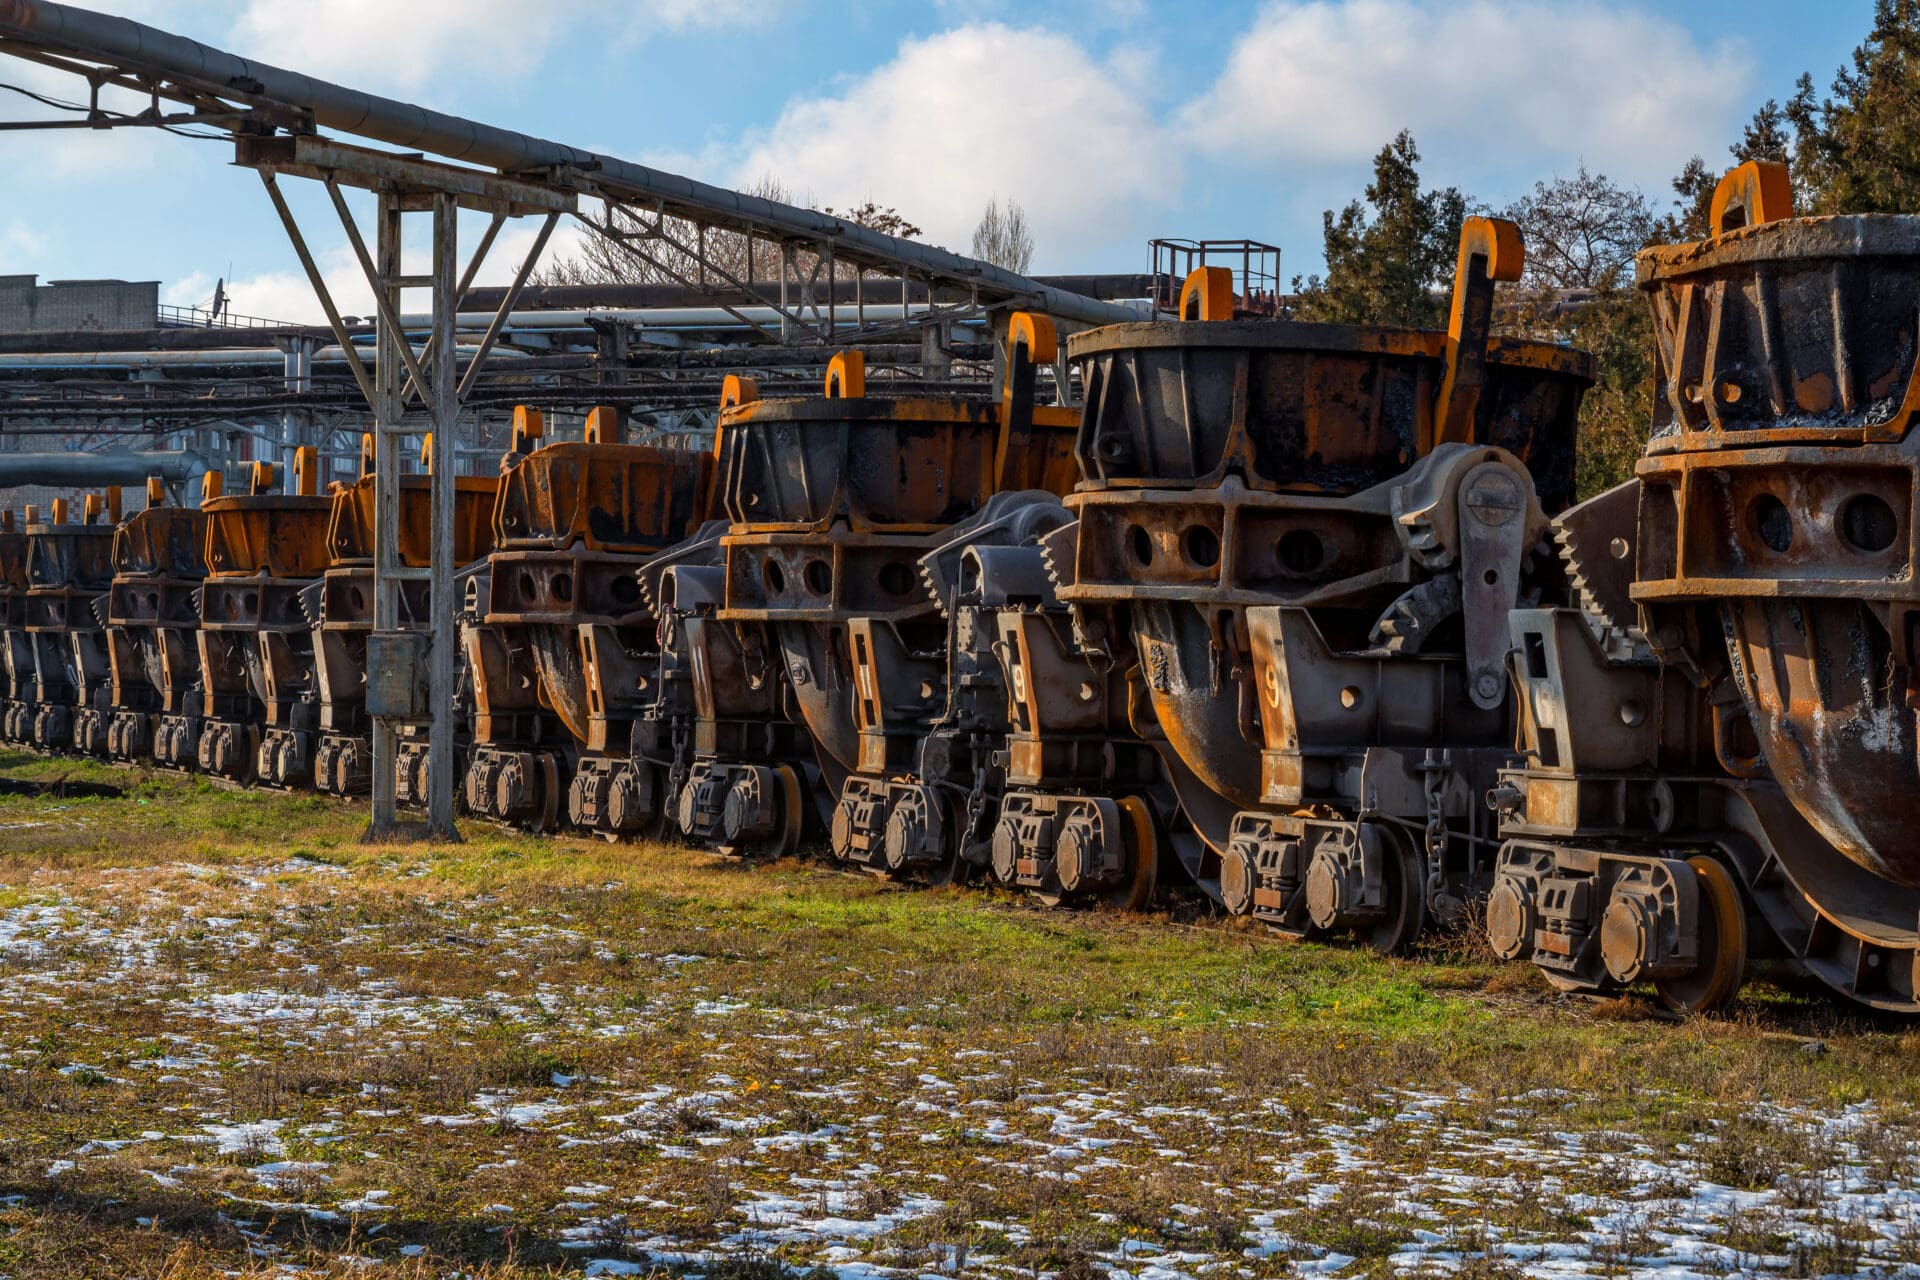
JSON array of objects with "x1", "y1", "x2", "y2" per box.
[{"x1": 210, "y1": 277, "x2": 227, "y2": 322}]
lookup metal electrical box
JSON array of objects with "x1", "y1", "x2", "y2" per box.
[{"x1": 365, "y1": 630, "x2": 429, "y2": 719}]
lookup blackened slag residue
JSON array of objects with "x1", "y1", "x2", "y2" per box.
[
  {"x1": 1477, "y1": 378, "x2": 1580, "y2": 513},
  {"x1": 584, "y1": 473, "x2": 707, "y2": 549},
  {"x1": 1250, "y1": 363, "x2": 1420, "y2": 493}
]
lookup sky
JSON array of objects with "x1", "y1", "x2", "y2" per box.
[{"x1": 0, "y1": 0, "x2": 1879, "y2": 324}]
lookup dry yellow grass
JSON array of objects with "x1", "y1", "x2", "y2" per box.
[{"x1": 0, "y1": 751, "x2": 1915, "y2": 1279}]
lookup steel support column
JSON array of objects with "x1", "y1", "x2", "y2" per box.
[
  {"x1": 425, "y1": 193, "x2": 458, "y2": 839},
  {"x1": 368, "y1": 189, "x2": 406, "y2": 837},
  {"x1": 366, "y1": 190, "x2": 459, "y2": 841},
  {"x1": 279, "y1": 334, "x2": 315, "y2": 494}
]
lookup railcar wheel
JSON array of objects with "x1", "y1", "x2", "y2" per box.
[
  {"x1": 1361, "y1": 827, "x2": 1426, "y2": 956},
  {"x1": 1103, "y1": 796, "x2": 1159, "y2": 912},
  {"x1": 920, "y1": 801, "x2": 972, "y2": 889},
  {"x1": 538, "y1": 752, "x2": 562, "y2": 834},
  {"x1": 1655, "y1": 856, "x2": 1747, "y2": 1015},
  {"x1": 770, "y1": 763, "x2": 806, "y2": 859}
]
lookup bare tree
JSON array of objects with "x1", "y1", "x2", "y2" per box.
[
  {"x1": 537, "y1": 175, "x2": 796, "y2": 288},
  {"x1": 538, "y1": 181, "x2": 927, "y2": 289},
  {"x1": 1499, "y1": 162, "x2": 1659, "y2": 292},
  {"x1": 1497, "y1": 163, "x2": 1664, "y2": 498},
  {"x1": 970, "y1": 198, "x2": 1035, "y2": 273}
]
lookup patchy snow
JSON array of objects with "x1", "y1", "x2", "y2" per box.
[
  {"x1": 199, "y1": 1120, "x2": 286, "y2": 1157},
  {"x1": 6, "y1": 853, "x2": 1918, "y2": 1279}
]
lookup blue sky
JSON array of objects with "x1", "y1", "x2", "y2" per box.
[{"x1": 0, "y1": 0, "x2": 1877, "y2": 322}]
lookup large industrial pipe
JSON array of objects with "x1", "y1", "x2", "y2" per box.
[
  {"x1": 0, "y1": 344, "x2": 530, "y2": 369},
  {"x1": 0, "y1": 446, "x2": 208, "y2": 489},
  {"x1": 0, "y1": 304, "x2": 1074, "y2": 371},
  {"x1": 391, "y1": 304, "x2": 1047, "y2": 330},
  {"x1": 0, "y1": 0, "x2": 1140, "y2": 330}
]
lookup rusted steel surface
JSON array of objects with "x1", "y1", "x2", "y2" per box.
[
  {"x1": 1637, "y1": 216, "x2": 1920, "y2": 451},
  {"x1": 831, "y1": 492, "x2": 1078, "y2": 882},
  {"x1": 19, "y1": 497, "x2": 114, "y2": 754},
  {"x1": 1058, "y1": 378, "x2": 1585, "y2": 823},
  {"x1": 327, "y1": 470, "x2": 498, "y2": 568},
  {"x1": 463, "y1": 428, "x2": 713, "y2": 834},
  {"x1": 712, "y1": 389, "x2": 1008, "y2": 855},
  {"x1": 624, "y1": 521, "x2": 804, "y2": 848},
  {"x1": 311, "y1": 464, "x2": 500, "y2": 798},
  {"x1": 756, "y1": 314, "x2": 1187, "y2": 896},
  {"x1": 105, "y1": 488, "x2": 206, "y2": 764},
  {"x1": 910, "y1": 491, "x2": 1181, "y2": 905},
  {"x1": 493, "y1": 442, "x2": 710, "y2": 555},
  {"x1": 1070, "y1": 322, "x2": 1588, "y2": 507},
  {"x1": 717, "y1": 396, "x2": 999, "y2": 534},
  {"x1": 1631, "y1": 209, "x2": 1920, "y2": 895},
  {"x1": 196, "y1": 455, "x2": 332, "y2": 785},
  {"x1": 1489, "y1": 162, "x2": 1920, "y2": 1014},
  {"x1": 1053, "y1": 228, "x2": 1592, "y2": 950},
  {"x1": 702, "y1": 324, "x2": 1103, "y2": 876},
  {"x1": 0, "y1": 515, "x2": 31, "y2": 744},
  {"x1": 1495, "y1": 490, "x2": 1920, "y2": 1013}
]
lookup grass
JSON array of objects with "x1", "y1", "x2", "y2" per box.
[{"x1": 0, "y1": 749, "x2": 1916, "y2": 1278}]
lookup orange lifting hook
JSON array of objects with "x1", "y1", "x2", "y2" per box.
[
  {"x1": 584, "y1": 405, "x2": 622, "y2": 444},
  {"x1": 825, "y1": 350, "x2": 865, "y2": 399},
  {"x1": 1178, "y1": 266, "x2": 1234, "y2": 322},
  {"x1": 1710, "y1": 160, "x2": 1793, "y2": 234},
  {"x1": 991, "y1": 310, "x2": 1081, "y2": 494},
  {"x1": 1006, "y1": 311, "x2": 1057, "y2": 368},
  {"x1": 720, "y1": 374, "x2": 759, "y2": 410},
  {"x1": 294, "y1": 445, "x2": 318, "y2": 496},
  {"x1": 1435, "y1": 215, "x2": 1526, "y2": 447},
  {"x1": 510, "y1": 404, "x2": 544, "y2": 455}
]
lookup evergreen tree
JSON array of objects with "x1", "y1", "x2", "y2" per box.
[
  {"x1": 1788, "y1": 1, "x2": 1920, "y2": 212},
  {"x1": 1666, "y1": 156, "x2": 1718, "y2": 242},
  {"x1": 1667, "y1": 95, "x2": 1798, "y2": 242},
  {"x1": 1293, "y1": 130, "x2": 1466, "y2": 328},
  {"x1": 1736, "y1": 98, "x2": 1793, "y2": 164}
]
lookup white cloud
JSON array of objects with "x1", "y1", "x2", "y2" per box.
[
  {"x1": 0, "y1": 15, "x2": 206, "y2": 182},
  {"x1": 1180, "y1": 0, "x2": 1752, "y2": 191},
  {"x1": 227, "y1": 0, "x2": 566, "y2": 94},
  {"x1": 224, "y1": 1, "x2": 788, "y2": 93},
  {"x1": 164, "y1": 252, "x2": 360, "y2": 328},
  {"x1": 0, "y1": 219, "x2": 49, "y2": 274},
  {"x1": 726, "y1": 24, "x2": 1179, "y2": 267},
  {"x1": 645, "y1": 0, "x2": 787, "y2": 31}
]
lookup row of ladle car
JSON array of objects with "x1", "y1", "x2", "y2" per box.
[{"x1": 5, "y1": 158, "x2": 1919, "y2": 1016}]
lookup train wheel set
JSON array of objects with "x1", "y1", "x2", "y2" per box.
[{"x1": 5, "y1": 160, "x2": 1919, "y2": 1015}]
